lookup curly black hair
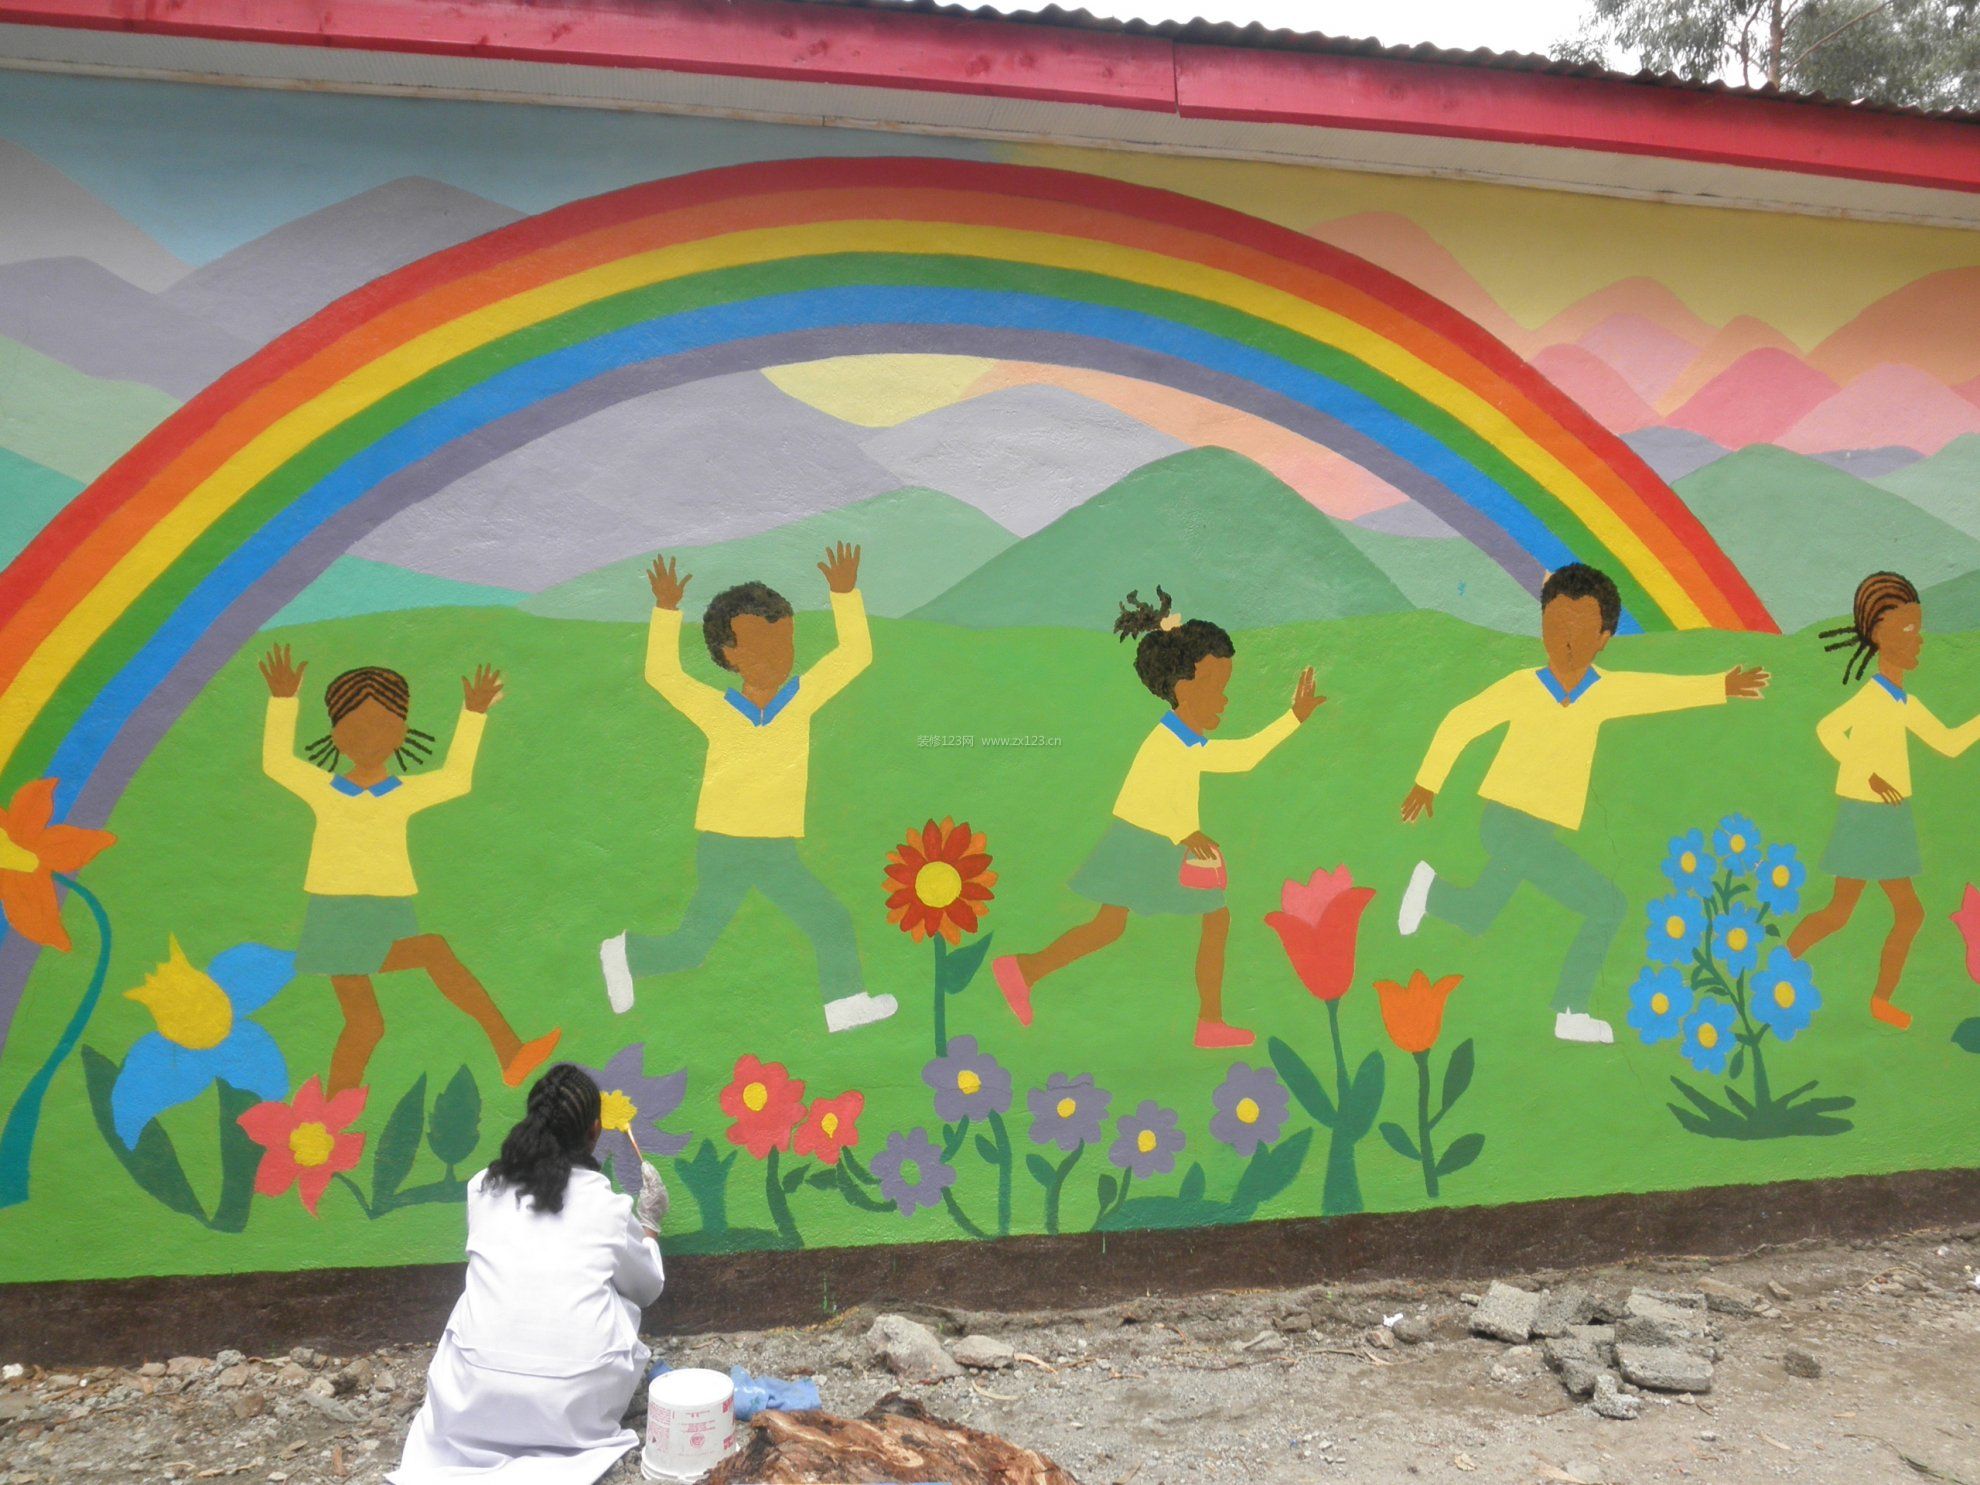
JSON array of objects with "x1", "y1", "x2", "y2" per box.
[
  {"x1": 701, "y1": 582, "x2": 794, "y2": 672},
  {"x1": 1539, "y1": 563, "x2": 1622, "y2": 635},
  {"x1": 484, "y1": 1064, "x2": 601, "y2": 1214},
  {"x1": 1113, "y1": 587, "x2": 1235, "y2": 705}
]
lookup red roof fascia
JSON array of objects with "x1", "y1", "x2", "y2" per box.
[{"x1": 4, "y1": 0, "x2": 1977, "y2": 193}]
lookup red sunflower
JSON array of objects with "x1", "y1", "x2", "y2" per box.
[
  {"x1": 884, "y1": 819, "x2": 995, "y2": 946},
  {"x1": 0, "y1": 779, "x2": 116, "y2": 951},
  {"x1": 719, "y1": 1054, "x2": 806, "y2": 1159},
  {"x1": 791, "y1": 1090, "x2": 864, "y2": 1167}
]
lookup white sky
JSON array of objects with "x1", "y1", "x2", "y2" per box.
[{"x1": 1047, "y1": 0, "x2": 1595, "y2": 57}]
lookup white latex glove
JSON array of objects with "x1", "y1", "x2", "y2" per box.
[{"x1": 636, "y1": 1161, "x2": 670, "y2": 1233}]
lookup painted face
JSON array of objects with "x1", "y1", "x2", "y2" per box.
[
  {"x1": 330, "y1": 698, "x2": 407, "y2": 770},
  {"x1": 723, "y1": 612, "x2": 795, "y2": 693},
  {"x1": 1172, "y1": 652, "x2": 1233, "y2": 734},
  {"x1": 1541, "y1": 593, "x2": 1611, "y2": 681},
  {"x1": 1873, "y1": 600, "x2": 1923, "y2": 673}
]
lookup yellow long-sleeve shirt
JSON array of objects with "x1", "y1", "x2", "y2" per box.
[
  {"x1": 645, "y1": 589, "x2": 871, "y2": 839},
  {"x1": 1414, "y1": 668, "x2": 1724, "y2": 832},
  {"x1": 1112, "y1": 710, "x2": 1301, "y2": 844},
  {"x1": 263, "y1": 695, "x2": 484, "y2": 897},
  {"x1": 1816, "y1": 677, "x2": 1980, "y2": 802}
]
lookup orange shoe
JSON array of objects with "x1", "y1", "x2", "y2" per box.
[
  {"x1": 1870, "y1": 999, "x2": 1912, "y2": 1031},
  {"x1": 503, "y1": 1029, "x2": 563, "y2": 1086},
  {"x1": 992, "y1": 956, "x2": 1033, "y2": 1028},
  {"x1": 1194, "y1": 1020, "x2": 1255, "y2": 1050}
]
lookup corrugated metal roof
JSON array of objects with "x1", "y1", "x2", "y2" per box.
[{"x1": 787, "y1": 0, "x2": 1980, "y2": 123}]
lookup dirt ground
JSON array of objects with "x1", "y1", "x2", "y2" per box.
[{"x1": 5, "y1": 1227, "x2": 1979, "y2": 1485}]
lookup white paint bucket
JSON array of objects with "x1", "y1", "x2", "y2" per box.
[{"x1": 640, "y1": 1366, "x2": 737, "y2": 1482}]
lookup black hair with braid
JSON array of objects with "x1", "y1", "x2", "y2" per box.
[
  {"x1": 1113, "y1": 587, "x2": 1235, "y2": 705},
  {"x1": 306, "y1": 666, "x2": 435, "y2": 773},
  {"x1": 702, "y1": 582, "x2": 794, "y2": 672},
  {"x1": 1819, "y1": 571, "x2": 1921, "y2": 685},
  {"x1": 483, "y1": 1063, "x2": 601, "y2": 1214}
]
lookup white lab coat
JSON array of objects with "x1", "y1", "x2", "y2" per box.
[{"x1": 390, "y1": 1166, "x2": 666, "y2": 1484}]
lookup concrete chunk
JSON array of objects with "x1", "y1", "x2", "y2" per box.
[
  {"x1": 1617, "y1": 1292, "x2": 1712, "y2": 1350},
  {"x1": 951, "y1": 1335, "x2": 1015, "y2": 1371},
  {"x1": 1470, "y1": 1282, "x2": 1541, "y2": 1344},
  {"x1": 1589, "y1": 1372, "x2": 1639, "y2": 1420},
  {"x1": 1533, "y1": 1287, "x2": 1597, "y2": 1337},
  {"x1": 867, "y1": 1314, "x2": 961, "y2": 1382},
  {"x1": 1617, "y1": 1343, "x2": 1713, "y2": 1394},
  {"x1": 1697, "y1": 1279, "x2": 1763, "y2": 1317}
]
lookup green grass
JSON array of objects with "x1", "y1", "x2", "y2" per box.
[{"x1": 3, "y1": 607, "x2": 1978, "y2": 1281}]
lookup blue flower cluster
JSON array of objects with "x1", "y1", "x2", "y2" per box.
[{"x1": 1628, "y1": 814, "x2": 1823, "y2": 1076}]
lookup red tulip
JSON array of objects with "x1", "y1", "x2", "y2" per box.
[{"x1": 1264, "y1": 866, "x2": 1375, "y2": 1002}]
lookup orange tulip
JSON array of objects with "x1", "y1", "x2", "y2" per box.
[
  {"x1": 1375, "y1": 972, "x2": 1463, "y2": 1056},
  {"x1": 0, "y1": 779, "x2": 116, "y2": 951}
]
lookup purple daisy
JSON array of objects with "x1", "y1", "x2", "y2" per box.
[
  {"x1": 921, "y1": 1035, "x2": 1013, "y2": 1122},
  {"x1": 1027, "y1": 1073, "x2": 1110, "y2": 1152},
  {"x1": 870, "y1": 1128, "x2": 957, "y2": 1217},
  {"x1": 580, "y1": 1044, "x2": 693, "y2": 1193},
  {"x1": 1209, "y1": 1063, "x2": 1289, "y2": 1156},
  {"x1": 1108, "y1": 1100, "x2": 1185, "y2": 1178}
]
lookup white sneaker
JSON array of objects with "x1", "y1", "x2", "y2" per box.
[
  {"x1": 601, "y1": 933, "x2": 634, "y2": 1015},
  {"x1": 824, "y1": 992, "x2": 898, "y2": 1033},
  {"x1": 1399, "y1": 861, "x2": 1436, "y2": 936},
  {"x1": 1554, "y1": 1011, "x2": 1614, "y2": 1044}
]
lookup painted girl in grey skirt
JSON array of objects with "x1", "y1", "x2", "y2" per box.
[
  {"x1": 261, "y1": 646, "x2": 560, "y2": 1093},
  {"x1": 992, "y1": 588, "x2": 1320, "y2": 1049},
  {"x1": 1790, "y1": 573, "x2": 1980, "y2": 1030}
]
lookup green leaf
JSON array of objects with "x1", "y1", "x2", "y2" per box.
[
  {"x1": 1378, "y1": 1121, "x2": 1419, "y2": 1162},
  {"x1": 426, "y1": 1067, "x2": 482, "y2": 1172},
  {"x1": 1097, "y1": 1174, "x2": 1118, "y2": 1212},
  {"x1": 1722, "y1": 1083, "x2": 1756, "y2": 1118},
  {"x1": 940, "y1": 1119, "x2": 970, "y2": 1161},
  {"x1": 1095, "y1": 1194, "x2": 1234, "y2": 1232},
  {"x1": 1228, "y1": 1127, "x2": 1312, "y2": 1214},
  {"x1": 1953, "y1": 1019, "x2": 1980, "y2": 1054},
  {"x1": 1668, "y1": 1077, "x2": 1735, "y2": 1121},
  {"x1": 974, "y1": 1134, "x2": 1000, "y2": 1162},
  {"x1": 936, "y1": 935, "x2": 994, "y2": 995},
  {"x1": 1727, "y1": 1048, "x2": 1746, "y2": 1082},
  {"x1": 207, "y1": 1082, "x2": 265, "y2": 1233},
  {"x1": 781, "y1": 1164, "x2": 809, "y2": 1193},
  {"x1": 1338, "y1": 1052, "x2": 1388, "y2": 1138},
  {"x1": 1435, "y1": 1132, "x2": 1484, "y2": 1178},
  {"x1": 82, "y1": 1047, "x2": 206, "y2": 1223},
  {"x1": 1178, "y1": 1164, "x2": 1207, "y2": 1205},
  {"x1": 1025, "y1": 1153, "x2": 1056, "y2": 1188},
  {"x1": 805, "y1": 1168, "x2": 839, "y2": 1190},
  {"x1": 1439, "y1": 1040, "x2": 1475, "y2": 1117},
  {"x1": 372, "y1": 1075, "x2": 427, "y2": 1207},
  {"x1": 1267, "y1": 1036, "x2": 1335, "y2": 1126}
]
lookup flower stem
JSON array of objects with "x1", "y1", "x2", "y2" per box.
[
  {"x1": 764, "y1": 1148, "x2": 802, "y2": 1249},
  {"x1": 1414, "y1": 1051, "x2": 1438, "y2": 1199},
  {"x1": 940, "y1": 1186, "x2": 988, "y2": 1239},
  {"x1": 1320, "y1": 998, "x2": 1363, "y2": 1217},
  {"x1": 988, "y1": 1109, "x2": 1013, "y2": 1237},
  {"x1": 932, "y1": 938, "x2": 949, "y2": 1059},
  {"x1": 0, "y1": 877, "x2": 111, "y2": 1210},
  {"x1": 1043, "y1": 1145, "x2": 1083, "y2": 1236},
  {"x1": 333, "y1": 1172, "x2": 375, "y2": 1218}
]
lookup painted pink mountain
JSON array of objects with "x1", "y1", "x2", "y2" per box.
[
  {"x1": 1658, "y1": 316, "x2": 1801, "y2": 414},
  {"x1": 1667, "y1": 349, "x2": 1837, "y2": 447},
  {"x1": 1574, "y1": 314, "x2": 1700, "y2": 405},
  {"x1": 1958, "y1": 376, "x2": 1980, "y2": 410},
  {"x1": 1530, "y1": 345, "x2": 1658, "y2": 433},
  {"x1": 1307, "y1": 212, "x2": 1524, "y2": 347},
  {"x1": 1531, "y1": 278, "x2": 1714, "y2": 351},
  {"x1": 1780, "y1": 364, "x2": 1980, "y2": 456},
  {"x1": 1811, "y1": 267, "x2": 1980, "y2": 387}
]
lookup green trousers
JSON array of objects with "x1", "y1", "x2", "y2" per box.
[
  {"x1": 1426, "y1": 802, "x2": 1626, "y2": 1014},
  {"x1": 627, "y1": 833, "x2": 863, "y2": 1002}
]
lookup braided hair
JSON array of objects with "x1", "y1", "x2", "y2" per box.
[
  {"x1": 1819, "y1": 572, "x2": 1920, "y2": 685},
  {"x1": 484, "y1": 1064, "x2": 601, "y2": 1214},
  {"x1": 306, "y1": 666, "x2": 435, "y2": 772},
  {"x1": 1113, "y1": 587, "x2": 1235, "y2": 705}
]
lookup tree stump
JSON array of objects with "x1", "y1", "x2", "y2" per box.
[{"x1": 705, "y1": 1391, "x2": 1078, "y2": 1484}]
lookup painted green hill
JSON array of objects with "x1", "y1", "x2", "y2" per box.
[
  {"x1": 1875, "y1": 435, "x2": 1980, "y2": 540},
  {"x1": 268, "y1": 556, "x2": 523, "y2": 629},
  {"x1": 1920, "y1": 569, "x2": 1980, "y2": 632},
  {"x1": 910, "y1": 447, "x2": 1409, "y2": 630},
  {"x1": 1339, "y1": 522, "x2": 1537, "y2": 634},
  {"x1": 523, "y1": 486, "x2": 1015, "y2": 622},
  {"x1": 0, "y1": 448, "x2": 81, "y2": 565},
  {"x1": 1675, "y1": 446, "x2": 1980, "y2": 634},
  {"x1": 0, "y1": 335, "x2": 178, "y2": 481}
]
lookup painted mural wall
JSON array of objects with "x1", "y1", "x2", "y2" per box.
[{"x1": 2, "y1": 71, "x2": 1979, "y2": 1284}]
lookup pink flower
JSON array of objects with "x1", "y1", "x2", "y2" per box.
[
  {"x1": 1264, "y1": 866, "x2": 1375, "y2": 1002},
  {"x1": 237, "y1": 1078, "x2": 367, "y2": 1216},
  {"x1": 1953, "y1": 885, "x2": 1980, "y2": 985}
]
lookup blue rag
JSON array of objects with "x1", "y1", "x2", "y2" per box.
[{"x1": 643, "y1": 1357, "x2": 820, "y2": 1421}]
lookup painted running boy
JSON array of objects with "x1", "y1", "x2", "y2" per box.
[
  {"x1": 260, "y1": 646, "x2": 561, "y2": 1095},
  {"x1": 1397, "y1": 564, "x2": 1770, "y2": 1043},
  {"x1": 600, "y1": 542, "x2": 895, "y2": 1034},
  {"x1": 993, "y1": 587, "x2": 1321, "y2": 1049}
]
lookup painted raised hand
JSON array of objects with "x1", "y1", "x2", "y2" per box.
[
  {"x1": 647, "y1": 555, "x2": 691, "y2": 611},
  {"x1": 1291, "y1": 666, "x2": 1323, "y2": 723},
  {"x1": 462, "y1": 665, "x2": 505, "y2": 714},
  {"x1": 259, "y1": 644, "x2": 306, "y2": 699},
  {"x1": 818, "y1": 541, "x2": 862, "y2": 594},
  {"x1": 1724, "y1": 665, "x2": 1771, "y2": 700}
]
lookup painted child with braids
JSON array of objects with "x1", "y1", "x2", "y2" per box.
[
  {"x1": 260, "y1": 646, "x2": 560, "y2": 1093},
  {"x1": 993, "y1": 587, "x2": 1320, "y2": 1049},
  {"x1": 1789, "y1": 572, "x2": 1980, "y2": 1029}
]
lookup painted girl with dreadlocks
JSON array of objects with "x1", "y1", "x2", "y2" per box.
[
  {"x1": 1788, "y1": 572, "x2": 1980, "y2": 1029},
  {"x1": 260, "y1": 645, "x2": 561, "y2": 1092}
]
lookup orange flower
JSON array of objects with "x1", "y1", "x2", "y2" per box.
[
  {"x1": 792, "y1": 1090, "x2": 864, "y2": 1167},
  {"x1": 884, "y1": 819, "x2": 995, "y2": 946},
  {"x1": 0, "y1": 779, "x2": 116, "y2": 951},
  {"x1": 1375, "y1": 972, "x2": 1463, "y2": 1056}
]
